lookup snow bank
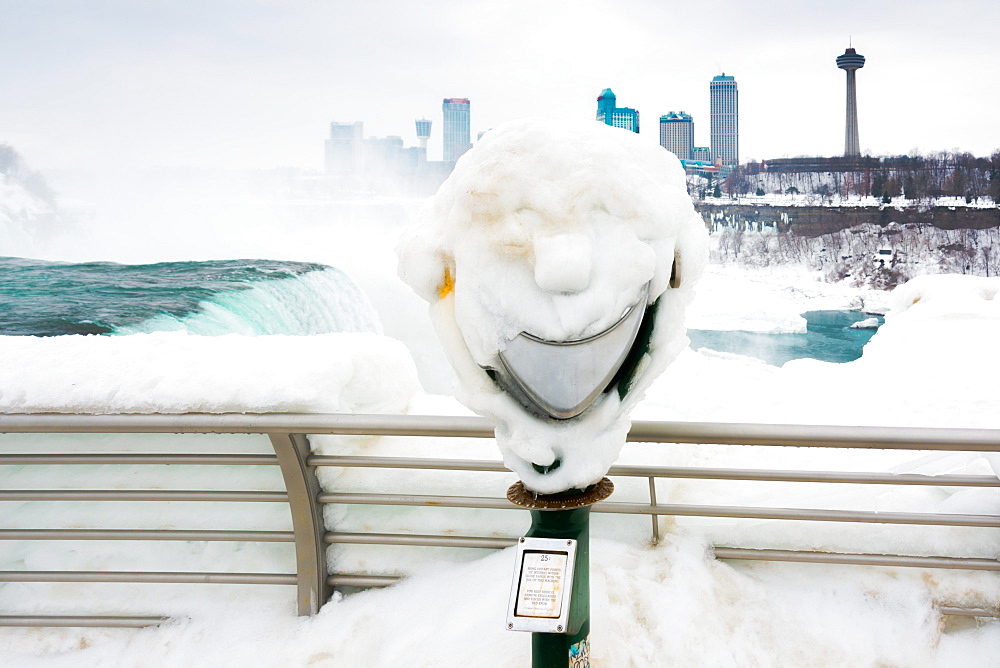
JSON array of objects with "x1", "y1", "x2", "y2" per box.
[
  {"x1": 0, "y1": 331, "x2": 419, "y2": 415},
  {"x1": 645, "y1": 273, "x2": 1000, "y2": 429},
  {"x1": 4, "y1": 537, "x2": 984, "y2": 667},
  {"x1": 399, "y1": 118, "x2": 707, "y2": 493},
  {"x1": 686, "y1": 264, "x2": 890, "y2": 333}
]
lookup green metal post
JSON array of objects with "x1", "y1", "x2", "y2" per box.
[
  {"x1": 508, "y1": 478, "x2": 610, "y2": 668},
  {"x1": 526, "y1": 505, "x2": 591, "y2": 668}
]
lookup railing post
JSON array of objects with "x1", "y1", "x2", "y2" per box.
[
  {"x1": 648, "y1": 476, "x2": 660, "y2": 545},
  {"x1": 269, "y1": 432, "x2": 329, "y2": 615}
]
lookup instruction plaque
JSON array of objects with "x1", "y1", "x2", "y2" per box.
[{"x1": 505, "y1": 536, "x2": 577, "y2": 633}]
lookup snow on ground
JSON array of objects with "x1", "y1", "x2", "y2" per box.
[
  {"x1": 3, "y1": 538, "x2": 994, "y2": 668},
  {"x1": 1, "y1": 271, "x2": 999, "y2": 666},
  {"x1": 0, "y1": 332, "x2": 419, "y2": 415},
  {"x1": 661, "y1": 271, "x2": 1000, "y2": 429},
  {"x1": 701, "y1": 190, "x2": 998, "y2": 209},
  {"x1": 631, "y1": 272, "x2": 1000, "y2": 570},
  {"x1": 685, "y1": 264, "x2": 890, "y2": 333}
]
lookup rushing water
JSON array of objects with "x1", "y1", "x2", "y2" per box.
[
  {"x1": 1, "y1": 256, "x2": 879, "y2": 365},
  {"x1": 688, "y1": 310, "x2": 883, "y2": 365},
  {"x1": 0, "y1": 256, "x2": 381, "y2": 336}
]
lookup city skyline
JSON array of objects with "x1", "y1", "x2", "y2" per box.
[{"x1": 2, "y1": 1, "x2": 999, "y2": 172}]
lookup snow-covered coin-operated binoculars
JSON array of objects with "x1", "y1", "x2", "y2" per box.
[
  {"x1": 399, "y1": 118, "x2": 706, "y2": 667},
  {"x1": 398, "y1": 117, "x2": 707, "y2": 495}
]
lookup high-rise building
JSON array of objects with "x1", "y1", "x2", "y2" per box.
[
  {"x1": 442, "y1": 98, "x2": 471, "y2": 163},
  {"x1": 415, "y1": 118, "x2": 432, "y2": 151},
  {"x1": 659, "y1": 112, "x2": 694, "y2": 160},
  {"x1": 836, "y1": 47, "x2": 866, "y2": 157},
  {"x1": 709, "y1": 74, "x2": 739, "y2": 167},
  {"x1": 365, "y1": 135, "x2": 405, "y2": 174},
  {"x1": 692, "y1": 146, "x2": 712, "y2": 162},
  {"x1": 596, "y1": 88, "x2": 639, "y2": 133},
  {"x1": 325, "y1": 121, "x2": 364, "y2": 174}
]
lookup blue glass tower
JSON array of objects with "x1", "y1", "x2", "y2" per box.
[
  {"x1": 596, "y1": 88, "x2": 639, "y2": 133},
  {"x1": 442, "y1": 98, "x2": 471, "y2": 163}
]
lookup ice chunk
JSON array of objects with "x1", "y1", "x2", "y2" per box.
[{"x1": 849, "y1": 317, "x2": 881, "y2": 330}]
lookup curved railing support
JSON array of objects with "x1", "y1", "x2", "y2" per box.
[{"x1": 269, "y1": 432, "x2": 329, "y2": 615}]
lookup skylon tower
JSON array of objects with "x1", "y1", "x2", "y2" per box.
[
  {"x1": 415, "y1": 118, "x2": 432, "y2": 151},
  {"x1": 836, "y1": 46, "x2": 866, "y2": 156}
]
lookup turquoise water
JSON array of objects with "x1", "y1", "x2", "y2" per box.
[
  {"x1": 1, "y1": 256, "x2": 877, "y2": 365},
  {"x1": 0, "y1": 256, "x2": 380, "y2": 336},
  {"x1": 688, "y1": 310, "x2": 883, "y2": 365}
]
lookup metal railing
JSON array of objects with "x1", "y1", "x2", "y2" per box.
[{"x1": 1, "y1": 413, "x2": 998, "y2": 627}]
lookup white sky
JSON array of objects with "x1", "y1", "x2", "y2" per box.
[{"x1": 2, "y1": 0, "x2": 999, "y2": 171}]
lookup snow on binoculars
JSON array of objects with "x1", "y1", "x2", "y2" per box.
[{"x1": 398, "y1": 118, "x2": 707, "y2": 494}]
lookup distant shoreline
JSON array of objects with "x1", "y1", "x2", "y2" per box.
[{"x1": 696, "y1": 200, "x2": 1000, "y2": 237}]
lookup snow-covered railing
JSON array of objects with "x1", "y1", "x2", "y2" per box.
[{"x1": 1, "y1": 413, "x2": 998, "y2": 627}]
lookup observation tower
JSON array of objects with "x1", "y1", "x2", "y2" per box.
[
  {"x1": 836, "y1": 46, "x2": 866, "y2": 156},
  {"x1": 415, "y1": 118, "x2": 432, "y2": 151}
]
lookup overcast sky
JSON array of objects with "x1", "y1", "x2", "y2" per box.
[{"x1": 3, "y1": 0, "x2": 999, "y2": 171}]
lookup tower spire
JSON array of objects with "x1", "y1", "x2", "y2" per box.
[{"x1": 836, "y1": 45, "x2": 866, "y2": 156}]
